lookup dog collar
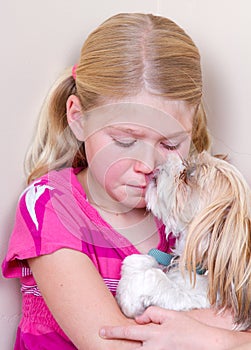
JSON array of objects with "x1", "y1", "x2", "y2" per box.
[
  {"x1": 148, "y1": 248, "x2": 175, "y2": 266},
  {"x1": 148, "y1": 248, "x2": 207, "y2": 275}
]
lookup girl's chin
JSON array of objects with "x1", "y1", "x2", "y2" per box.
[
  {"x1": 108, "y1": 189, "x2": 147, "y2": 210},
  {"x1": 119, "y1": 198, "x2": 147, "y2": 210}
]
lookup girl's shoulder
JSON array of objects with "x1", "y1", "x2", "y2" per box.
[
  {"x1": 18, "y1": 167, "x2": 87, "y2": 215},
  {"x1": 22, "y1": 167, "x2": 85, "y2": 197}
]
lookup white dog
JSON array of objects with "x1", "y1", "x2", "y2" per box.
[{"x1": 116, "y1": 151, "x2": 251, "y2": 330}]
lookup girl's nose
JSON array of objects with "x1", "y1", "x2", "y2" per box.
[
  {"x1": 133, "y1": 146, "x2": 161, "y2": 174},
  {"x1": 134, "y1": 159, "x2": 154, "y2": 174}
]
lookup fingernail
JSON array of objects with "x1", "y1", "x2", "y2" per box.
[{"x1": 99, "y1": 328, "x2": 106, "y2": 338}]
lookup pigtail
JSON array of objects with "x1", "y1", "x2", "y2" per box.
[
  {"x1": 25, "y1": 68, "x2": 87, "y2": 184},
  {"x1": 190, "y1": 102, "x2": 211, "y2": 154}
]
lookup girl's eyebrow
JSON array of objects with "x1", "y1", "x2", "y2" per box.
[
  {"x1": 107, "y1": 125, "x2": 191, "y2": 138},
  {"x1": 107, "y1": 126, "x2": 145, "y2": 136}
]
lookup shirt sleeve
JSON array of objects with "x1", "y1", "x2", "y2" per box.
[{"x1": 2, "y1": 178, "x2": 87, "y2": 279}]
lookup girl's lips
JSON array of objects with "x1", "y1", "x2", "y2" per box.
[
  {"x1": 126, "y1": 184, "x2": 147, "y2": 195},
  {"x1": 127, "y1": 184, "x2": 146, "y2": 189}
]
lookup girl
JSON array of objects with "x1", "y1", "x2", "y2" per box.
[{"x1": 2, "y1": 12, "x2": 250, "y2": 349}]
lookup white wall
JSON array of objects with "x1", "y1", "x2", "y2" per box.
[{"x1": 1, "y1": 1, "x2": 250, "y2": 348}]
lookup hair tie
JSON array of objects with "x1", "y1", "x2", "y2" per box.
[{"x1": 72, "y1": 64, "x2": 78, "y2": 80}]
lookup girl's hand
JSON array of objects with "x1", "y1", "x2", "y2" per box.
[
  {"x1": 100, "y1": 306, "x2": 251, "y2": 350},
  {"x1": 101, "y1": 306, "x2": 220, "y2": 350}
]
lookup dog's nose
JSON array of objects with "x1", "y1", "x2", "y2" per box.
[{"x1": 149, "y1": 168, "x2": 160, "y2": 184}]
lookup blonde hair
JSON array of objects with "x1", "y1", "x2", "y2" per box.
[{"x1": 26, "y1": 13, "x2": 210, "y2": 183}]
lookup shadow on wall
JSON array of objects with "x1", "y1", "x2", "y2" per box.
[
  {"x1": 0, "y1": 279, "x2": 21, "y2": 349},
  {"x1": 1, "y1": 200, "x2": 22, "y2": 349}
]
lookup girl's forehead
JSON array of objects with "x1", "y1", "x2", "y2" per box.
[
  {"x1": 106, "y1": 124, "x2": 190, "y2": 140},
  {"x1": 83, "y1": 102, "x2": 194, "y2": 140}
]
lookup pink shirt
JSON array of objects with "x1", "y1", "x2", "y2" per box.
[{"x1": 2, "y1": 168, "x2": 174, "y2": 349}]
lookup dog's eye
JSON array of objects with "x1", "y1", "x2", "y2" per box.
[
  {"x1": 179, "y1": 165, "x2": 196, "y2": 183},
  {"x1": 186, "y1": 165, "x2": 196, "y2": 178}
]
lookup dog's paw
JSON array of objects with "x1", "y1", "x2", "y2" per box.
[
  {"x1": 117, "y1": 267, "x2": 174, "y2": 317},
  {"x1": 116, "y1": 293, "x2": 147, "y2": 318},
  {"x1": 116, "y1": 255, "x2": 161, "y2": 317},
  {"x1": 121, "y1": 254, "x2": 159, "y2": 274}
]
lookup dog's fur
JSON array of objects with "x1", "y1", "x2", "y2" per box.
[{"x1": 116, "y1": 151, "x2": 251, "y2": 330}]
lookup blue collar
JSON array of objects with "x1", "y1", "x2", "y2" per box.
[
  {"x1": 148, "y1": 248, "x2": 175, "y2": 266},
  {"x1": 148, "y1": 248, "x2": 206, "y2": 275}
]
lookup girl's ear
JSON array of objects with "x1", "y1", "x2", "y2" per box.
[{"x1": 66, "y1": 95, "x2": 85, "y2": 141}]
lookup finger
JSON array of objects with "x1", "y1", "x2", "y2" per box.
[
  {"x1": 99, "y1": 324, "x2": 151, "y2": 341},
  {"x1": 135, "y1": 306, "x2": 176, "y2": 324}
]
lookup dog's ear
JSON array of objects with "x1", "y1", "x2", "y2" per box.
[
  {"x1": 182, "y1": 160, "x2": 251, "y2": 326},
  {"x1": 212, "y1": 197, "x2": 251, "y2": 327}
]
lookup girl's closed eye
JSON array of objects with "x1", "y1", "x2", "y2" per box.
[
  {"x1": 161, "y1": 134, "x2": 190, "y2": 151},
  {"x1": 112, "y1": 137, "x2": 137, "y2": 148},
  {"x1": 161, "y1": 141, "x2": 180, "y2": 151}
]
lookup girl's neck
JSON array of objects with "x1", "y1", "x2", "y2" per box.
[
  {"x1": 93, "y1": 205, "x2": 159, "y2": 254},
  {"x1": 88, "y1": 198, "x2": 148, "y2": 222},
  {"x1": 77, "y1": 169, "x2": 159, "y2": 253}
]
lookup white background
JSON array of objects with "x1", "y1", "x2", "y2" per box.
[{"x1": 1, "y1": 1, "x2": 250, "y2": 348}]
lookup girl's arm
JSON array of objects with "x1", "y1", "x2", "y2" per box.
[
  {"x1": 100, "y1": 306, "x2": 251, "y2": 350},
  {"x1": 28, "y1": 248, "x2": 140, "y2": 350}
]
